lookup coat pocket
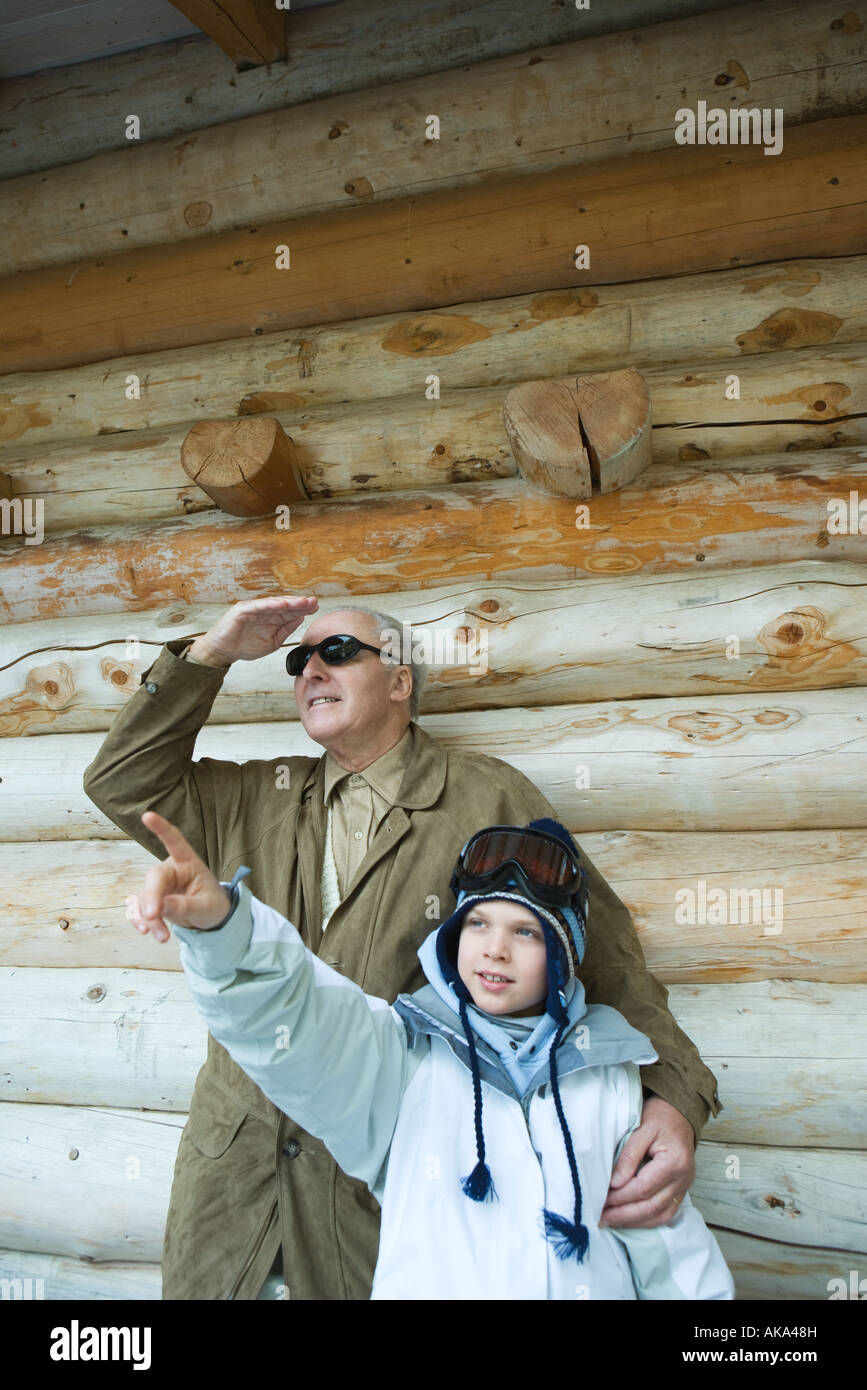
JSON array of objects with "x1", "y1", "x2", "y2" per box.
[{"x1": 183, "y1": 1073, "x2": 249, "y2": 1159}]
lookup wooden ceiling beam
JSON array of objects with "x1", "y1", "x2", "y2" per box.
[{"x1": 167, "y1": 0, "x2": 287, "y2": 66}]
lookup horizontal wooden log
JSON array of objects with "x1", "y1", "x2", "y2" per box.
[
  {"x1": 0, "y1": 1103, "x2": 183, "y2": 1261},
  {"x1": 12, "y1": 340, "x2": 867, "y2": 532},
  {"x1": 694, "y1": 1142, "x2": 867, "y2": 1253},
  {"x1": 3, "y1": 1, "x2": 860, "y2": 275},
  {"x1": 0, "y1": 1249, "x2": 162, "y2": 1300},
  {"x1": 0, "y1": 968, "x2": 207, "y2": 1111},
  {"x1": 587, "y1": 828, "x2": 867, "y2": 985},
  {"x1": 712, "y1": 1227, "x2": 864, "y2": 1300},
  {"x1": 3, "y1": 115, "x2": 865, "y2": 375},
  {"x1": 167, "y1": 0, "x2": 285, "y2": 65},
  {"x1": 5, "y1": 1157, "x2": 858, "y2": 1302},
  {"x1": 1, "y1": 974, "x2": 863, "y2": 1146},
  {"x1": 2, "y1": 257, "x2": 863, "y2": 453},
  {"x1": 655, "y1": 416, "x2": 867, "y2": 464},
  {"x1": 671, "y1": 981, "x2": 866, "y2": 1148},
  {"x1": 2, "y1": 560, "x2": 867, "y2": 735},
  {"x1": 2, "y1": 826, "x2": 866, "y2": 982},
  {"x1": 4, "y1": 450, "x2": 867, "y2": 623},
  {"x1": 0, "y1": 0, "x2": 758, "y2": 180},
  {"x1": 3, "y1": 687, "x2": 867, "y2": 840},
  {"x1": 2, "y1": 1100, "x2": 857, "y2": 1298}
]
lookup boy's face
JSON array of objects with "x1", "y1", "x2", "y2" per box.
[{"x1": 456, "y1": 899, "x2": 549, "y2": 1019}]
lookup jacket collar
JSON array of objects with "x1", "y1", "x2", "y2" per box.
[
  {"x1": 395, "y1": 984, "x2": 658, "y2": 1102},
  {"x1": 301, "y1": 720, "x2": 448, "y2": 811}
]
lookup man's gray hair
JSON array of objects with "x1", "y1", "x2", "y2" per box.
[{"x1": 345, "y1": 605, "x2": 427, "y2": 721}]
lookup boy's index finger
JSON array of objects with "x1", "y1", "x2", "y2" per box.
[{"x1": 141, "y1": 810, "x2": 200, "y2": 865}]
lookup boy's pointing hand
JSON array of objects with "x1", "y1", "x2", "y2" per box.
[{"x1": 126, "y1": 810, "x2": 231, "y2": 942}]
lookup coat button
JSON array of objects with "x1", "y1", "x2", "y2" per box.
[
  {"x1": 282, "y1": 1139, "x2": 301, "y2": 1159},
  {"x1": 145, "y1": 681, "x2": 158, "y2": 694}
]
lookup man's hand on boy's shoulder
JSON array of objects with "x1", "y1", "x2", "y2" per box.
[{"x1": 598, "y1": 1096, "x2": 695, "y2": 1228}]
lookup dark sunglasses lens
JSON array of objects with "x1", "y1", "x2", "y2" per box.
[
  {"x1": 287, "y1": 646, "x2": 312, "y2": 676},
  {"x1": 320, "y1": 636, "x2": 359, "y2": 664},
  {"x1": 287, "y1": 636, "x2": 362, "y2": 676}
]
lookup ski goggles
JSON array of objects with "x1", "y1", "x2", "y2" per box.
[
  {"x1": 449, "y1": 825, "x2": 584, "y2": 909},
  {"x1": 286, "y1": 634, "x2": 385, "y2": 677}
]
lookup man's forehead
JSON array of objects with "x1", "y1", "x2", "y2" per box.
[{"x1": 302, "y1": 609, "x2": 380, "y2": 641}]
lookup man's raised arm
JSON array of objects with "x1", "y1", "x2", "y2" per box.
[{"x1": 83, "y1": 596, "x2": 318, "y2": 865}]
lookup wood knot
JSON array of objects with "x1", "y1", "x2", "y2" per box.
[
  {"x1": 479, "y1": 599, "x2": 500, "y2": 614},
  {"x1": 68, "y1": 1149, "x2": 79, "y2": 1161},
  {"x1": 58, "y1": 919, "x2": 70, "y2": 930},
  {"x1": 183, "y1": 200, "x2": 212, "y2": 229},
  {"x1": 86, "y1": 984, "x2": 106, "y2": 1003}
]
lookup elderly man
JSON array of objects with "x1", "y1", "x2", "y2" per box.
[{"x1": 84, "y1": 595, "x2": 721, "y2": 1300}]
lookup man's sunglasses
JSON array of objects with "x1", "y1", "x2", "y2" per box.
[{"x1": 286, "y1": 634, "x2": 385, "y2": 677}]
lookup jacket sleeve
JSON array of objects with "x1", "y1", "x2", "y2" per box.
[
  {"x1": 501, "y1": 768, "x2": 721, "y2": 1141},
  {"x1": 83, "y1": 637, "x2": 258, "y2": 870},
  {"x1": 172, "y1": 879, "x2": 411, "y2": 1190},
  {"x1": 608, "y1": 1066, "x2": 734, "y2": 1300}
]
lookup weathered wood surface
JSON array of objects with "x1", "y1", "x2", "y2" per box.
[
  {"x1": 3, "y1": 687, "x2": 867, "y2": 840},
  {"x1": 2, "y1": 257, "x2": 862, "y2": 452},
  {"x1": 5, "y1": 451, "x2": 867, "y2": 623},
  {"x1": 180, "y1": 416, "x2": 308, "y2": 516},
  {"x1": 10, "y1": 342, "x2": 867, "y2": 533},
  {"x1": 0, "y1": 0, "x2": 758, "y2": 180},
  {"x1": 656, "y1": 416, "x2": 867, "y2": 463},
  {"x1": 0, "y1": 1103, "x2": 184, "y2": 1261},
  {"x1": 3, "y1": 827, "x2": 866, "y2": 982},
  {"x1": 3, "y1": 1, "x2": 861, "y2": 275},
  {"x1": 4, "y1": 115, "x2": 865, "y2": 376},
  {"x1": 1, "y1": 976, "x2": 863, "y2": 1144},
  {"x1": 167, "y1": 0, "x2": 286, "y2": 66},
  {"x1": 0, "y1": 967, "x2": 207, "y2": 1111},
  {"x1": 712, "y1": 1228, "x2": 864, "y2": 1300},
  {"x1": 0, "y1": 1249, "x2": 162, "y2": 1300},
  {"x1": 0, "y1": 0, "x2": 198, "y2": 83},
  {"x1": 3, "y1": 561, "x2": 866, "y2": 735},
  {"x1": 504, "y1": 369, "x2": 652, "y2": 499},
  {"x1": 671, "y1": 981, "x2": 866, "y2": 1148},
  {"x1": 694, "y1": 1143, "x2": 867, "y2": 1253},
  {"x1": 2, "y1": 973, "x2": 865, "y2": 1136},
  {"x1": 588, "y1": 828, "x2": 867, "y2": 985}
]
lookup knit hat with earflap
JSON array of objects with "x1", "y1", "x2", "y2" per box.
[{"x1": 434, "y1": 817, "x2": 592, "y2": 1262}]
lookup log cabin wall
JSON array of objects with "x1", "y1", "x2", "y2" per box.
[{"x1": 1, "y1": 0, "x2": 866, "y2": 1303}]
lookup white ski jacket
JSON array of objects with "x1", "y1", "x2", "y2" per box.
[{"x1": 173, "y1": 880, "x2": 734, "y2": 1301}]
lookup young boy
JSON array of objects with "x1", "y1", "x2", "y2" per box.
[{"x1": 129, "y1": 809, "x2": 734, "y2": 1300}]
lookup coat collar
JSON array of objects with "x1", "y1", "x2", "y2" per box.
[
  {"x1": 301, "y1": 720, "x2": 448, "y2": 811},
  {"x1": 395, "y1": 984, "x2": 658, "y2": 1102}
]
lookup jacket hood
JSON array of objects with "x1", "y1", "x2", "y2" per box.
[{"x1": 410, "y1": 922, "x2": 657, "y2": 1100}]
